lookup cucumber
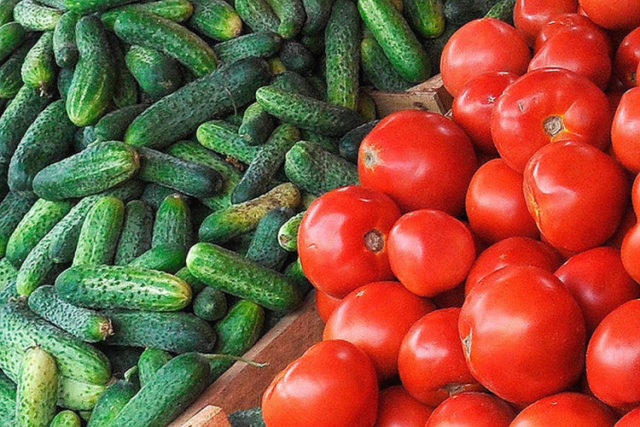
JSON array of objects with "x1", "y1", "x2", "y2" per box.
[
  {"x1": 8, "y1": 100, "x2": 76, "y2": 195},
  {"x1": 404, "y1": 0, "x2": 445, "y2": 38},
  {"x1": 114, "y1": 10, "x2": 217, "y2": 77},
  {"x1": 53, "y1": 11, "x2": 80, "y2": 68},
  {"x1": 0, "y1": 39, "x2": 34, "y2": 99},
  {"x1": 124, "y1": 57, "x2": 271, "y2": 148},
  {"x1": 13, "y1": 0, "x2": 61, "y2": 31},
  {"x1": 357, "y1": 90, "x2": 376, "y2": 122},
  {"x1": 55, "y1": 264, "x2": 192, "y2": 311},
  {"x1": 127, "y1": 244, "x2": 186, "y2": 273},
  {"x1": 16, "y1": 346, "x2": 59, "y2": 427},
  {"x1": 108, "y1": 33, "x2": 138, "y2": 109},
  {"x1": 301, "y1": 0, "x2": 333, "y2": 35},
  {"x1": 271, "y1": 70, "x2": 319, "y2": 98},
  {"x1": 50, "y1": 410, "x2": 82, "y2": 427},
  {"x1": 0, "y1": 21, "x2": 25, "y2": 63},
  {"x1": 189, "y1": 0, "x2": 242, "y2": 41},
  {"x1": 114, "y1": 199, "x2": 153, "y2": 265},
  {"x1": 423, "y1": 22, "x2": 459, "y2": 74},
  {"x1": 21, "y1": 30, "x2": 56, "y2": 95},
  {"x1": 277, "y1": 210, "x2": 303, "y2": 251},
  {"x1": 196, "y1": 120, "x2": 260, "y2": 164},
  {"x1": 187, "y1": 242, "x2": 302, "y2": 310},
  {"x1": 175, "y1": 265, "x2": 205, "y2": 294},
  {"x1": 63, "y1": 0, "x2": 137, "y2": 14},
  {"x1": 267, "y1": 0, "x2": 304, "y2": 39},
  {"x1": 0, "y1": 371, "x2": 16, "y2": 426},
  {"x1": 98, "y1": 346, "x2": 141, "y2": 379},
  {"x1": 232, "y1": 124, "x2": 299, "y2": 203},
  {"x1": 152, "y1": 193, "x2": 192, "y2": 250},
  {"x1": 57, "y1": 66, "x2": 74, "y2": 99},
  {"x1": 105, "y1": 310, "x2": 216, "y2": 353},
  {"x1": 199, "y1": 182, "x2": 300, "y2": 243},
  {"x1": 137, "y1": 348, "x2": 172, "y2": 387},
  {"x1": 73, "y1": 196, "x2": 124, "y2": 266},
  {"x1": 279, "y1": 39, "x2": 314, "y2": 74},
  {"x1": 485, "y1": 0, "x2": 515, "y2": 23},
  {"x1": 32, "y1": 141, "x2": 140, "y2": 201},
  {"x1": 0, "y1": 0, "x2": 19, "y2": 26},
  {"x1": 141, "y1": 183, "x2": 179, "y2": 210},
  {"x1": 300, "y1": 129, "x2": 338, "y2": 153},
  {"x1": 101, "y1": 0, "x2": 194, "y2": 30},
  {"x1": 246, "y1": 207, "x2": 294, "y2": 270},
  {"x1": 124, "y1": 45, "x2": 182, "y2": 100},
  {"x1": 228, "y1": 408, "x2": 266, "y2": 427},
  {"x1": 93, "y1": 104, "x2": 146, "y2": 144},
  {"x1": 358, "y1": 0, "x2": 431, "y2": 82},
  {"x1": 28, "y1": 285, "x2": 114, "y2": 343},
  {"x1": 338, "y1": 120, "x2": 378, "y2": 163},
  {"x1": 238, "y1": 102, "x2": 274, "y2": 146},
  {"x1": 325, "y1": 0, "x2": 360, "y2": 110},
  {"x1": 283, "y1": 256, "x2": 312, "y2": 294},
  {"x1": 57, "y1": 378, "x2": 107, "y2": 411},
  {"x1": 193, "y1": 286, "x2": 228, "y2": 321},
  {"x1": 443, "y1": 0, "x2": 487, "y2": 25},
  {"x1": 86, "y1": 373, "x2": 138, "y2": 427},
  {"x1": 0, "y1": 192, "x2": 36, "y2": 257},
  {"x1": 255, "y1": 86, "x2": 364, "y2": 136},
  {"x1": 0, "y1": 257, "x2": 18, "y2": 290},
  {"x1": 306, "y1": 73, "x2": 326, "y2": 99},
  {"x1": 235, "y1": 0, "x2": 278, "y2": 33},
  {"x1": 301, "y1": 32, "x2": 323, "y2": 54},
  {"x1": 213, "y1": 31, "x2": 282, "y2": 64}
]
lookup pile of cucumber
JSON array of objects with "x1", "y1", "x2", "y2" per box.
[{"x1": 0, "y1": 0, "x2": 514, "y2": 425}]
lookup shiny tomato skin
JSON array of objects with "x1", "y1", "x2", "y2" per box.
[
  {"x1": 534, "y1": 13, "x2": 608, "y2": 52},
  {"x1": 375, "y1": 386, "x2": 434, "y2": 427},
  {"x1": 612, "y1": 87, "x2": 640, "y2": 173},
  {"x1": 492, "y1": 68, "x2": 611, "y2": 173},
  {"x1": 316, "y1": 290, "x2": 342, "y2": 323},
  {"x1": 523, "y1": 140, "x2": 629, "y2": 253},
  {"x1": 323, "y1": 281, "x2": 435, "y2": 381},
  {"x1": 387, "y1": 210, "x2": 476, "y2": 297},
  {"x1": 440, "y1": 18, "x2": 530, "y2": 97},
  {"x1": 578, "y1": 0, "x2": 640, "y2": 30},
  {"x1": 465, "y1": 159, "x2": 539, "y2": 244},
  {"x1": 514, "y1": 0, "x2": 578, "y2": 46},
  {"x1": 298, "y1": 186, "x2": 401, "y2": 299},
  {"x1": 511, "y1": 392, "x2": 617, "y2": 427},
  {"x1": 614, "y1": 28, "x2": 640, "y2": 87},
  {"x1": 459, "y1": 265, "x2": 586, "y2": 404},
  {"x1": 425, "y1": 392, "x2": 515, "y2": 427},
  {"x1": 452, "y1": 72, "x2": 518, "y2": 154},
  {"x1": 358, "y1": 110, "x2": 477, "y2": 216},
  {"x1": 616, "y1": 408, "x2": 640, "y2": 426}
]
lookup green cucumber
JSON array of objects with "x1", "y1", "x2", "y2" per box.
[
  {"x1": 238, "y1": 102, "x2": 274, "y2": 146},
  {"x1": 101, "y1": 0, "x2": 194, "y2": 30},
  {"x1": 0, "y1": 39, "x2": 34, "y2": 99},
  {"x1": 127, "y1": 244, "x2": 186, "y2": 273},
  {"x1": 301, "y1": 33, "x2": 324, "y2": 54},
  {"x1": 189, "y1": 0, "x2": 242, "y2": 41},
  {"x1": 404, "y1": 0, "x2": 445, "y2": 38},
  {"x1": 246, "y1": 207, "x2": 294, "y2": 270},
  {"x1": 57, "y1": 66, "x2": 74, "y2": 99},
  {"x1": 283, "y1": 256, "x2": 311, "y2": 294},
  {"x1": 98, "y1": 346, "x2": 142, "y2": 379},
  {"x1": 357, "y1": 90, "x2": 376, "y2": 121},
  {"x1": 339, "y1": 120, "x2": 378, "y2": 163},
  {"x1": 0, "y1": 192, "x2": 36, "y2": 257},
  {"x1": 56, "y1": 378, "x2": 107, "y2": 411},
  {"x1": 13, "y1": 0, "x2": 61, "y2": 31},
  {"x1": 228, "y1": 408, "x2": 266, "y2": 427},
  {"x1": 300, "y1": 129, "x2": 338, "y2": 153},
  {"x1": 93, "y1": 104, "x2": 147, "y2": 143},
  {"x1": 108, "y1": 33, "x2": 139, "y2": 109},
  {"x1": 443, "y1": 0, "x2": 487, "y2": 25},
  {"x1": 0, "y1": 22, "x2": 25, "y2": 63},
  {"x1": 17, "y1": 346, "x2": 59, "y2": 427},
  {"x1": 137, "y1": 348, "x2": 172, "y2": 387},
  {"x1": 86, "y1": 373, "x2": 138, "y2": 427},
  {"x1": 277, "y1": 210, "x2": 303, "y2": 251},
  {"x1": 306, "y1": 73, "x2": 327, "y2": 99},
  {"x1": 141, "y1": 183, "x2": 180, "y2": 210},
  {"x1": 73, "y1": 196, "x2": 125, "y2": 266},
  {"x1": 63, "y1": 0, "x2": 137, "y2": 14},
  {"x1": 125, "y1": 45, "x2": 182, "y2": 100},
  {"x1": 271, "y1": 70, "x2": 319, "y2": 98},
  {"x1": 53, "y1": 11, "x2": 80, "y2": 68},
  {"x1": 279, "y1": 39, "x2": 314, "y2": 74},
  {"x1": 152, "y1": 193, "x2": 192, "y2": 250},
  {"x1": 485, "y1": 0, "x2": 516, "y2": 23},
  {"x1": 197, "y1": 120, "x2": 260, "y2": 164},
  {"x1": 0, "y1": 0, "x2": 19, "y2": 26},
  {"x1": 235, "y1": 0, "x2": 278, "y2": 33},
  {"x1": 193, "y1": 286, "x2": 227, "y2": 321},
  {"x1": 76, "y1": 126, "x2": 95, "y2": 150},
  {"x1": 423, "y1": 23, "x2": 460, "y2": 74},
  {"x1": 267, "y1": 0, "x2": 304, "y2": 39},
  {"x1": 114, "y1": 199, "x2": 153, "y2": 265},
  {"x1": 0, "y1": 257, "x2": 18, "y2": 290},
  {"x1": 213, "y1": 31, "x2": 282, "y2": 64},
  {"x1": 301, "y1": 0, "x2": 333, "y2": 35},
  {"x1": 50, "y1": 410, "x2": 82, "y2": 427},
  {"x1": 0, "y1": 371, "x2": 16, "y2": 426},
  {"x1": 175, "y1": 265, "x2": 205, "y2": 294}
]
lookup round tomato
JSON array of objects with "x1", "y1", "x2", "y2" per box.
[
  {"x1": 375, "y1": 386, "x2": 434, "y2": 427},
  {"x1": 523, "y1": 140, "x2": 629, "y2": 253},
  {"x1": 578, "y1": 0, "x2": 640, "y2": 30},
  {"x1": 614, "y1": 28, "x2": 640, "y2": 87},
  {"x1": 491, "y1": 68, "x2": 611, "y2": 173},
  {"x1": 262, "y1": 340, "x2": 379, "y2": 427},
  {"x1": 465, "y1": 158, "x2": 539, "y2": 243},
  {"x1": 387, "y1": 209, "x2": 476, "y2": 297},
  {"x1": 511, "y1": 392, "x2": 617, "y2": 427},
  {"x1": 460, "y1": 265, "x2": 586, "y2": 404},
  {"x1": 440, "y1": 18, "x2": 530, "y2": 97},
  {"x1": 616, "y1": 408, "x2": 640, "y2": 426},
  {"x1": 608, "y1": 206, "x2": 636, "y2": 250},
  {"x1": 358, "y1": 110, "x2": 477, "y2": 216},
  {"x1": 612, "y1": 87, "x2": 640, "y2": 173},
  {"x1": 323, "y1": 282, "x2": 435, "y2": 381},
  {"x1": 622, "y1": 224, "x2": 640, "y2": 283},
  {"x1": 298, "y1": 186, "x2": 401, "y2": 299},
  {"x1": 587, "y1": 300, "x2": 640, "y2": 410},
  {"x1": 316, "y1": 290, "x2": 342, "y2": 323},
  {"x1": 514, "y1": 0, "x2": 578, "y2": 45},
  {"x1": 535, "y1": 13, "x2": 608, "y2": 52},
  {"x1": 425, "y1": 393, "x2": 515, "y2": 427},
  {"x1": 452, "y1": 72, "x2": 518, "y2": 153}
]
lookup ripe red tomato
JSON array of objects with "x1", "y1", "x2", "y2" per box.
[
  {"x1": 358, "y1": 110, "x2": 477, "y2": 216},
  {"x1": 523, "y1": 140, "x2": 629, "y2": 253},
  {"x1": 587, "y1": 299, "x2": 640, "y2": 410},
  {"x1": 621, "y1": 223, "x2": 640, "y2": 283},
  {"x1": 452, "y1": 72, "x2": 518, "y2": 154},
  {"x1": 459, "y1": 265, "x2": 586, "y2": 404},
  {"x1": 578, "y1": 0, "x2": 640, "y2": 30},
  {"x1": 316, "y1": 290, "x2": 342, "y2": 323},
  {"x1": 398, "y1": 308, "x2": 482, "y2": 407},
  {"x1": 375, "y1": 386, "x2": 434, "y2": 427},
  {"x1": 323, "y1": 282, "x2": 435, "y2": 381},
  {"x1": 387, "y1": 210, "x2": 476, "y2": 297},
  {"x1": 491, "y1": 68, "x2": 611, "y2": 173},
  {"x1": 425, "y1": 393, "x2": 515, "y2": 427},
  {"x1": 465, "y1": 237, "x2": 561, "y2": 295},
  {"x1": 608, "y1": 206, "x2": 636, "y2": 250},
  {"x1": 514, "y1": 0, "x2": 578, "y2": 45},
  {"x1": 616, "y1": 408, "x2": 640, "y2": 426},
  {"x1": 612, "y1": 87, "x2": 640, "y2": 173},
  {"x1": 614, "y1": 28, "x2": 640, "y2": 88},
  {"x1": 262, "y1": 340, "x2": 379, "y2": 427},
  {"x1": 535, "y1": 13, "x2": 608, "y2": 52},
  {"x1": 440, "y1": 18, "x2": 530, "y2": 97},
  {"x1": 298, "y1": 186, "x2": 401, "y2": 299},
  {"x1": 510, "y1": 392, "x2": 617, "y2": 427},
  {"x1": 465, "y1": 159, "x2": 539, "y2": 244}
]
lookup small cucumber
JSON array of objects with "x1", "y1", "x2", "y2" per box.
[
  {"x1": 175, "y1": 265, "x2": 206, "y2": 294},
  {"x1": 339, "y1": 120, "x2": 378, "y2": 163},
  {"x1": 279, "y1": 39, "x2": 314, "y2": 74},
  {"x1": 235, "y1": 0, "x2": 278, "y2": 33},
  {"x1": 197, "y1": 120, "x2": 260, "y2": 164},
  {"x1": 213, "y1": 31, "x2": 282, "y2": 64},
  {"x1": 16, "y1": 346, "x2": 59, "y2": 427},
  {"x1": 301, "y1": 0, "x2": 333, "y2": 35},
  {"x1": 86, "y1": 373, "x2": 138, "y2": 427},
  {"x1": 267, "y1": 0, "x2": 305, "y2": 39},
  {"x1": 0, "y1": 192, "x2": 36, "y2": 257},
  {"x1": 63, "y1": 0, "x2": 138, "y2": 14},
  {"x1": 193, "y1": 286, "x2": 227, "y2": 321},
  {"x1": 0, "y1": 371, "x2": 16, "y2": 426},
  {"x1": 271, "y1": 70, "x2": 319, "y2": 98},
  {"x1": 0, "y1": 39, "x2": 34, "y2": 99},
  {"x1": 361, "y1": 29, "x2": 412, "y2": 91},
  {"x1": 238, "y1": 102, "x2": 275, "y2": 146},
  {"x1": 101, "y1": 0, "x2": 194, "y2": 30},
  {"x1": 127, "y1": 244, "x2": 186, "y2": 273},
  {"x1": 277, "y1": 210, "x2": 303, "y2": 251},
  {"x1": 93, "y1": 104, "x2": 147, "y2": 144},
  {"x1": 50, "y1": 410, "x2": 82, "y2": 427},
  {"x1": 189, "y1": 0, "x2": 242, "y2": 41},
  {"x1": 246, "y1": 207, "x2": 294, "y2": 270},
  {"x1": 0, "y1": 21, "x2": 25, "y2": 63},
  {"x1": 404, "y1": 0, "x2": 445, "y2": 38},
  {"x1": 152, "y1": 193, "x2": 192, "y2": 250},
  {"x1": 0, "y1": 0, "x2": 19, "y2": 26},
  {"x1": 13, "y1": 0, "x2": 61, "y2": 31},
  {"x1": 108, "y1": 33, "x2": 139, "y2": 109},
  {"x1": 125, "y1": 45, "x2": 182, "y2": 100},
  {"x1": 140, "y1": 183, "x2": 180, "y2": 210},
  {"x1": 73, "y1": 196, "x2": 125, "y2": 266},
  {"x1": 53, "y1": 11, "x2": 80, "y2": 68},
  {"x1": 137, "y1": 348, "x2": 172, "y2": 387},
  {"x1": 114, "y1": 199, "x2": 153, "y2": 265}
]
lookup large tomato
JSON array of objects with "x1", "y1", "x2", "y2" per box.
[
  {"x1": 465, "y1": 159, "x2": 539, "y2": 244},
  {"x1": 614, "y1": 28, "x2": 640, "y2": 88},
  {"x1": 612, "y1": 87, "x2": 640, "y2": 173},
  {"x1": 298, "y1": 186, "x2": 401, "y2": 299},
  {"x1": 323, "y1": 282, "x2": 435, "y2": 381},
  {"x1": 491, "y1": 68, "x2": 611, "y2": 173},
  {"x1": 608, "y1": 206, "x2": 636, "y2": 250},
  {"x1": 440, "y1": 18, "x2": 530, "y2": 97},
  {"x1": 316, "y1": 290, "x2": 342, "y2": 323},
  {"x1": 459, "y1": 265, "x2": 586, "y2": 404},
  {"x1": 375, "y1": 386, "x2": 434, "y2": 427},
  {"x1": 358, "y1": 110, "x2": 477, "y2": 216},
  {"x1": 621, "y1": 223, "x2": 640, "y2": 283},
  {"x1": 523, "y1": 140, "x2": 629, "y2": 253},
  {"x1": 514, "y1": 0, "x2": 578, "y2": 45},
  {"x1": 425, "y1": 393, "x2": 515, "y2": 427},
  {"x1": 535, "y1": 13, "x2": 608, "y2": 52},
  {"x1": 578, "y1": 0, "x2": 640, "y2": 30},
  {"x1": 510, "y1": 393, "x2": 617, "y2": 427},
  {"x1": 616, "y1": 408, "x2": 640, "y2": 426},
  {"x1": 262, "y1": 340, "x2": 379, "y2": 427}
]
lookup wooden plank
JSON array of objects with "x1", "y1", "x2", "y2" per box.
[{"x1": 171, "y1": 406, "x2": 231, "y2": 427}]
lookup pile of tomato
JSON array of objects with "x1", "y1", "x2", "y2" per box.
[{"x1": 261, "y1": 0, "x2": 640, "y2": 426}]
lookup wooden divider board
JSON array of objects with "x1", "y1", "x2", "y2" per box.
[{"x1": 367, "y1": 74, "x2": 453, "y2": 117}]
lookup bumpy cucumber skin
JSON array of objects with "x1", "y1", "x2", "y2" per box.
[
  {"x1": 0, "y1": 258, "x2": 18, "y2": 293},
  {"x1": 339, "y1": 119, "x2": 378, "y2": 163},
  {"x1": 93, "y1": 104, "x2": 147, "y2": 144},
  {"x1": 485, "y1": 0, "x2": 516, "y2": 23},
  {"x1": 73, "y1": 196, "x2": 125, "y2": 266},
  {"x1": 0, "y1": 192, "x2": 36, "y2": 257},
  {"x1": 283, "y1": 256, "x2": 312, "y2": 294},
  {"x1": 50, "y1": 410, "x2": 82, "y2": 427},
  {"x1": 57, "y1": 66, "x2": 74, "y2": 99},
  {"x1": 193, "y1": 286, "x2": 227, "y2": 321},
  {"x1": 271, "y1": 70, "x2": 319, "y2": 98},
  {"x1": 13, "y1": 0, "x2": 61, "y2": 31},
  {"x1": 124, "y1": 57, "x2": 271, "y2": 149},
  {"x1": 213, "y1": 31, "x2": 282, "y2": 64},
  {"x1": 140, "y1": 183, "x2": 179, "y2": 210},
  {"x1": 0, "y1": 21, "x2": 25, "y2": 63},
  {"x1": 0, "y1": 39, "x2": 33, "y2": 99},
  {"x1": 277, "y1": 210, "x2": 304, "y2": 251},
  {"x1": 301, "y1": 0, "x2": 333, "y2": 35},
  {"x1": 53, "y1": 11, "x2": 79, "y2": 68},
  {"x1": 189, "y1": 0, "x2": 242, "y2": 41},
  {"x1": 279, "y1": 39, "x2": 314, "y2": 74},
  {"x1": 127, "y1": 244, "x2": 186, "y2": 273},
  {"x1": 246, "y1": 207, "x2": 294, "y2": 270},
  {"x1": 405, "y1": 0, "x2": 445, "y2": 38},
  {"x1": 175, "y1": 265, "x2": 205, "y2": 294},
  {"x1": 108, "y1": 33, "x2": 139, "y2": 109},
  {"x1": 152, "y1": 193, "x2": 192, "y2": 250},
  {"x1": 101, "y1": 0, "x2": 194, "y2": 30},
  {"x1": 17, "y1": 346, "x2": 59, "y2": 427},
  {"x1": 125, "y1": 45, "x2": 182, "y2": 100},
  {"x1": 57, "y1": 378, "x2": 107, "y2": 411},
  {"x1": 0, "y1": 0, "x2": 19, "y2": 26},
  {"x1": 235, "y1": 0, "x2": 279, "y2": 33},
  {"x1": 63, "y1": 0, "x2": 137, "y2": 14},
  {"x1": 239, "y1": 102, "x2": 274, "y2": 146},
  {"x1": 137, "y1": 348, "x2": 172, "y2": 387},
  {"x1": 197, "y1": 120, "x2": 260, "y2": 164},
  {"x1": 267, "y1": 0, "x2": 305, "y2": 39},
  {"x1": 114, "y1": 199, "x2": 153, "y2": 265},
  {"x1": 228, "y1": 408, "x2": 266, "y2": 427},
  {"x1": 86, "y1": 376, "x2": 138, "y2": 427},
  {"x1": 300, "y1": 129, "x2": 337, "y2": 153},
  {"x1": 0, "y1": 371, "x2": 16, "y2": 426}
]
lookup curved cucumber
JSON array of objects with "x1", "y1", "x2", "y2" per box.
[
  {"x1": 125, "y1": 45, "x2": 182, "y2": 100},
  {"x1": 235, "y1": 0, "x2": 278, "y2": 33},
  {"x1": 193, "y1": 286, "x2": 227, "y2": 321},
  {"x1": 267, "y1": 0, "x2": 305, "y2": 39},
  {"x1": 405, "y1": 0, "x2": 445, "y2": 38},
  {"x1": 0, "y1": 21, "x2": 25, "y2": 63},
  {"x1": 53, "y1": 11, "x2": 80, "y2": 68},
  {"x1": 277, "y1": 210, "x2": 304, "y2": 251},
  {"x1": 101, "y1": 0, "x2": 194, "y2": 30},
  {"x1": 246, "y1": 206, "x2": 294, "y2": 270},
  {"x1": 152, "y1": 193, "x2": 192, "y2": 250},
  {"x1": 72, "y1": 196, "x2": 125, "y2": 266},
  {"x1": 127, "y1": 244, "x2": 186, "y2": 274},
  {"x1": 13, "y1": 0, "x2": 61, "y2": 31},
  {"x1": 0, "y1": 191, "x2": 36, "y2": 257},
  {"x1": 239, "y1": 102, "x2": 275, "y2": 146},
  {"x1": 197, "y1": 120, "x2": 260, "y2": 164},
  {"x1": 213, "y1": 31, "x2": 282, "y2": 64},
  {"x1": 114, "y1": 199, "x2": 153, "y2": 266},
  {"x1": 189, "y1": 0, "x2": 242, "y2": 41},
  {"x1": 50, "y1": 410, "x2": 82, "y2": 427},
  {"x1": 137, "y1": 348, "x2": 172, "y2": 387},
  {"x1": 86, "y1": 375, "x2": 138, "y2": 427},
  {"x1": 16, "y1": 346, "x2": 58, "y2": 427}
]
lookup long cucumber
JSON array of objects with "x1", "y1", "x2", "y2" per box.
[
  {"x1": 72, "y1": 196, "x2": 125, "y2": 266},
  {"x1": 16, "y1": 346, "x2": 59, "y2": 427}
]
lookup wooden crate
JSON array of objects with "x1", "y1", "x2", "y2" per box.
[{"x1": 367, "y1": 74, "x2": 453, "y2": 117}]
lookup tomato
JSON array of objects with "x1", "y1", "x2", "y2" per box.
[
  {"x1": 316, "y1": 290, "x2": 342, "y2": 323},
  {"x1": 465, "y1": 237, "x2": 561, "y2": 295},
  {"x1": 578, "y1": 0, "x2": 640, "y2": 30},
  {"x1": 358, "y1": 110, "x2": 477, "y2": 216},
  {"x1": 608, "y1": 206, "x2": 636, "y2": 250},
  {"x1": 535, "y1": 13, "x2": 608, "y2": 52},
  {"x1": 375, "y1": 386, "x2": 434, "y2": 427},
  {"x1": 614, "y1": 28, "x2": 640, "y2": 88},
  {"x1": 514, "y1": 0, "x2": 578, "y2": 45},
  {"x1": 523, "y1": 140, "x2": 629, "y2": 253},
  {"x1": 262, "y1": 340, "x2": 379, "y2": 427},
  {"x1": 432, "y1": 283, "x2": 466, "y2": 309},
  {"x1": 607, "y1": 77, "x2": 627, "y2": 113},
  {"x1": 511, "y1": 392, "x2": 617, "y2": 427},
  {"x1": 587, "y1": 299, "x2": 640, "y2": 410},
  {"x1": 460, "y1": 265, "x2": 586, "y2": 404},
  {"x1": 323, "y1": 282, "x2": 435, "y2": 381},
  {"x1": 621, "y1": 223, "x2": 640, "y2": 283},
  {"x1": 616, "y1": 408, "x2": 640, "y2": 426},
  {"x1": 632, "y1": 173, "x2": 640, "y2": 216},
  {"x1": 387, "y1": 210, "x2": 476, "y2": 297},
  {"x1": 465, "y1": 159, "x2": 539, "y2": 244},
  {"x1": 612, "y1": 87, "x2": 640, "y2": 173},
  {"x1": 425, "y1": 393, "x2": 515, "y2": 427},
  {"x1": 440, "y1": 18, "x2": 530, "y2": 97},
  {"x1": 298, "y1": 186, "x2": 401, "y2": 299}
]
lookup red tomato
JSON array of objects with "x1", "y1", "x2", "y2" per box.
[
  {"x1": 614, "y1": 28, "x2": 640, "y2": 88},
  {"x1": 578, "y1": 0, "x2": 640, "y2": 30},
  {"x1": 523, "y1": 140, "x2": 629, "y2": 253},
  {"x1": 425, "y1": 393, "x2": 515, "y2": 427},
  {"x1": 358, "y1": 111, "x2": 477, "y2": 216},
  {"x1": 608, "y1": 206, "x2": 636, "y2": 250},
  {"x1": 535, "y1": 13, "x2": 608, "y2": 52},
  {"x1": 607, "y1": 77, "x2": 627, "y2": 113},
  {"x1": 298, "y1": 186, "x2": 401, "y2": 299},
  {"x1": 616, "y1": 408, "x2": 640, "y2": 426},
  {"x1": 459, "y1": 265, "x2": 586, "y2": 404},
  {"x1": 632, "y1": 173, "x2": 640, "y2": 216},
  {"x1": 323, "y1": 282, "x2": 435, "y2": 381},
  {"x1": 555, "y1": 247, "x2": 640, "y2": 334},
  {"x1": 587, "y1": 299, "x2": 640, "y2": 410},
  {"x1": 375, "y1": 386, "x2": 433, "y2": 427},
  {"x1": 398, "y1": 308, "x2": 482, "y2": 407},
  {"x1": 432, "y1": 283, "x2": 466, "y2": 309},
  {"x1": 465, "y1": 159, "x2": 539, "y2": 244},
  {"x1": 387, "y1": 210, "x2": 476, "y2": 297},
  {"x1": 492, "y1": 68, "x2": 612, "y2": 173},
  {"x1": 262, "y1": 340, "x2": 379, "y2": 427},
  {"x1": 514, "y1": 0, "x2": 578, "y2": 46},
  {"x1": 440, "y1": 18, "x2": 530, "y2": 97},
  {"x1": 511, "y1": 392, "x2": 617, "y2": 427},
  {"x1": 316, "y1": 290, "x2": 342, "y2": 323},
  {"x1": 452, "y1": 72, "x2": 518, "y2": 154},
  {"x1": 612, "y1": 87, "x2": 640, "y2": 173},
  {"x1": 465, "y1": 237, "x2": 561, "y2": 295},
  {"x1": 621, "y1": 224, "x2": 640, "y2": 283}
]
